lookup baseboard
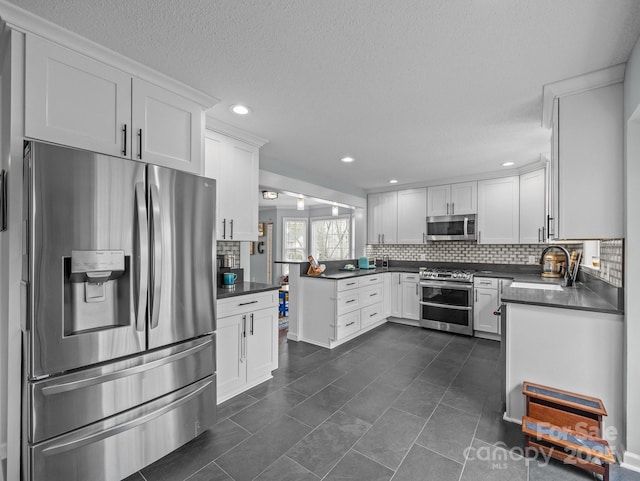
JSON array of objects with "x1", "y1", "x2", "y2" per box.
[
  {"x1": 503, "y1": 412, "x2": 522, "y2": 425},
  {"x1": 622, "y1": 451, "x2": 640, "y2": 472},
  {"x1": 286, "y1": 331, "x2": 299, "y2": 342}
]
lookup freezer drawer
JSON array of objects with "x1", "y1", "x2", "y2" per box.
[
  {"x1": 28, "y1": 375, "x2": 216, "y2": 481},
  {"x1": 29, "y1": 336, "x2": 214, "y2": 443}
]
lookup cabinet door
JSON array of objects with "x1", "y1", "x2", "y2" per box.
[
  {"x1": 367, "y1": 192, "x2": 397, "y2": 244},
  {"x1": 558, "y1": 84, "x2": 623, "y2": 239},
  {"x1": 450, "y1": 182, "x2": 477, "y2": 215},
  {"x1": 427, "y1": 185, "x2": 450, "y2": 216},
  {"x1": 25, "y1": 35, "x2": 132, "y2": 158},
  {"x1": 216, "y1": 135, "x2": 259, "y2": 241},
  {"x1": 390, "y1": 273, "x2": 403, "y2": 317},
  {"x1": 383, "y1": 273, "x2": 392, "y2": 317},
  {"x1": 473, "y1": 288, "x2": 499, "y2": 333},
  {"x1": 132, "y1": 78, "x2": 204, "y2": 174},
  {"x1": 397, "y1": 189, "x2": 427, "y2": 244},
  {"x1": 401, "y1": 280, "x2": 420, "y2": 320},
  {"x1": 519, "y1": 169, "x2": 546, "y2": 244},
  {"x1": 477, "y1": 176, "x2": 520, "y2": 244},
  {"x1": 217, "y1": 314, "x2": 246, "y2": 398},
  {"x1": 246, "y1": 308, "x2": 276, "y2": 384}
]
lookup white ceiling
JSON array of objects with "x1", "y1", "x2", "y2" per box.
[{"x1": 6, "y1": 0, "x2": 640, "y2": 193}]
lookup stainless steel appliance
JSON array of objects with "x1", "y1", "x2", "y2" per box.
[
  {"x1": 419, "y1": 267, "x2": 474, "y2": 335},
  {"x1": 22, "y1": 142, "x2": 217, "y2": 481},
  {"x1": 426, "y1": 214, "x2": 477, "y2": 241}
]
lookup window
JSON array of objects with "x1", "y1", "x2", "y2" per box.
[
  {"x1": 282, "y1": 218, "x2": 308, "y2": 263},
  {"x1": 311, "y1": 215, "x2": 352, "y2": 261}
]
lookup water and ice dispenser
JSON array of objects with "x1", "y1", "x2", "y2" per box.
[{"x1": 64, "y1": 250, "x2": 130, "y2": 335}]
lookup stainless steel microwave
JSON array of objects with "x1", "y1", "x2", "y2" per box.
[{"x1": 426, "y1": 214, "x2": 476, "y2": 241}]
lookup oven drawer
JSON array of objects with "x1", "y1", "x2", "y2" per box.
[
  {"x1": 361, "y1": 302, "x2": 384, "y2": 328},
  {"x1": 335, "y1": 310, "x2": 361, "y2": 340},
  {"x1": 337, "y1": 278, "x2": 360, "y2": 292},
  {"x1": 337, "y1": 291, "x2": 360, "y2": 315},
  {"x1": 360, "y1": 285, "x2": 383, "y2": 308}
]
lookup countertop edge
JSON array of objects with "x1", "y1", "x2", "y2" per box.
[{"x1": 217, "y1": 282, "x2": 281, "y2": 300}]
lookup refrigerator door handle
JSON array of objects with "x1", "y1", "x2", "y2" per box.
[
  {"x1": 135, "y1": 183, "x2": 149, "y2": 332},
  {"x1": 149, "y1": 184, "x2": 163, "y2": 330}
]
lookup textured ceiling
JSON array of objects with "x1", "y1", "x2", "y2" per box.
[{"x1": 5, "y1": 0, "x2": 640, "y2": 193}]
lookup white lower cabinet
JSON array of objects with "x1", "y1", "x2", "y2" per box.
[
  {"x1": 390, "y1": 273, "x2": 403, "y2": 317},
  {"x1": 300, "y1": 275, "x2": 386, "y2": 348},
  {"x1": 401, "y1": 273, "x2": 420, "y2": 320},
  {"x1": 216, "y1": 290, "x2": 278, "y2": 403},
  {"x1": 473, "y1": 277, "x2": 500, "y2": 339}
]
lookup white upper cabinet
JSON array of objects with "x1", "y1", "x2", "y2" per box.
[
  {"x1": 477, "y1": 176, "x2": 519, "y2": 244},
  {"x1": 367, "y1": 192, "x2": 398, "y2": 244},
  {"x1": 397, "y1": 188, "x2": 427, "y2": 244},
  {"x1": 427, "y1": 181, "x2": 477, "y2": 216},
  {"x1": 204, "y1": 130, "x2": 259, "y2": 241},
  {"x1": 555, "y1": 83, "x2": 623, "y2": 239},
  {"x1": 519, "y1": 168, "x2": 546, "y2": 244},
  {"x1": 25, "y1": 35, "x2": 132, "y2": 158},
  {"x1": 131, "y1": 78, "x2": 203, "y2": 173},
  {"x1": 25, "y1": 35, "x2": 207, "y2": 174}
]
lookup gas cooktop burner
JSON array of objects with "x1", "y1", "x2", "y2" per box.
[{"x1": 419, "y1": 267, "x2": 474, "y2": 282}]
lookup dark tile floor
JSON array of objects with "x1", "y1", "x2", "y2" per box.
[{"x1": 126, "y1": 323, "x2": 640, "y2": 481}]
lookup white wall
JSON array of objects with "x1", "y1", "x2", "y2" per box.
[{"x1": 623, "y1": 31, "x2": 640, "y2": 471}]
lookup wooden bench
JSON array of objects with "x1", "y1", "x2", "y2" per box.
[{"x1": 522, "y1": 381, "x2": 614, "y2": 480}]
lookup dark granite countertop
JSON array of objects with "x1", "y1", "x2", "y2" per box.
[
  {"x1": 217, "y1": 281, "x2": 281, "y2": 300},
  {"x1": 300, "y1": 262, "x2": 623, "y2": 315}
]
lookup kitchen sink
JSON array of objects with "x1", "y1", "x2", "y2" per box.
[{"x1": 509, "y1": 282, "x2": 563, "y2": 291}]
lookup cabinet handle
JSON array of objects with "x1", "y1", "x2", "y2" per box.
[
  {"x1": 398, "y1": 275, "x2": 401, "y2": 285},
  {"x1": 346, "y1": 282, "x2": 356, "y2": 286},
  {"x1": 250, "y1": 313, "x2": 254, "y2": 335},
  {"x1": 475, "y1": 289, "x2": 478, "y2": 302},
  {"x1": 446, "y1": 202, "x2": 449, "y2": 215},
  {"x1": 382, "y1": 234, "x2": 385, "y2": 244},
  {"x1": 346, "y1": 299, "x2": 356, "y2": 304},
  {"x1": 223, "y1": 219, "x2": 226, "y2": 239},
  {"x1": 370, "y1": 312, "x2": 378, "y2": 317},
  {"x1": 137, "y1": 129, "x2": 143, "y2": 159},
  {"x1": 538, "y1": 227, "x2": 542, "y2": 243},
  {"x1": 451, "y1": 202, "x2": 455, "y2": 214},
  {"x1": 378, "y1": 234, "x2": 381, "y2": 244},
  {"x1": 415, "y1": 284, "x2": 418, "y2": 296},
  {"x1": 370, "y1": 292, "x2": 377, "y2": 297},
  {"x1": 122, "y1": 124, "x2": 127, "y2": 156},
  {"x1": 542, "y1": 226, "x2": 546, "y2": 242},
  {"x1": 241, "y1": 315, "x2": 246, "y2": 361},
  {"x1": 230, "y1": 219, "x2": 234, "y2": 239},
  {"x1": 478, "y1": 231, "x2": 481, "y2": 243},
  {"x1": 346, "y1": 321, "x2": 356, "y2": 327},
  {"x1": 423, "y1": 233, "x2": 425, "y2": 243},
  {"x1": 238, "y1": 300, "x2": 258, "y2": 306}
]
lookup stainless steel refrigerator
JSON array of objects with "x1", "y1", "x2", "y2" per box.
[{"x1": 21, "y1": 141, "x2": 217, "y2": 481}]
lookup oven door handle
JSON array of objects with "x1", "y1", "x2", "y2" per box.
[
  {"x1": 420, "y1": 281, "x2": 472, "y2": 290},
  {"x1": 419, "y1": 301, "x2": 472, "y2": 311}
]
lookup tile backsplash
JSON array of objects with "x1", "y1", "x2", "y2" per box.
[
  {"x1": 217, "y1": 241, "x2": 240, "y2": 259},
  {"x1": 366, "y1": 242, "x2": 543, "y2": 264},
  {"x1": 582, "y1": 239, "x2": 623, "y2": 287}
]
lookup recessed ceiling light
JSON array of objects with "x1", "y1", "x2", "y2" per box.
[
  {"x1": 389, "y1": 179, "x2": 398, "y2": 184},
  {"x1": 502, "y1": 161, "x2": 515, "y2": 167},
  {"x1": 230, "y1": 104, "x2": 251, "y2": 115},
  {"x1": 340, "y1": 156, "x2": 355, "y2": 163}
]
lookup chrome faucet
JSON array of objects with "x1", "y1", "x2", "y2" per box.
[{"x1": 539, "y1": 245, "x2": 574, "y2": 287}]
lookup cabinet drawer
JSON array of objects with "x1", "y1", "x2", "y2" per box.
[
  {"x1": 335, "y1": 311, "x2": 361, "y2": 340},
  {"x1": 360, "y1": 275, "x2": 383, "y2": 286},
  {"x1": 360, "y1": 286, "x2": 383, "y2": 308},
  {"x1": 337, "y1": 291, "x2": 360, "y2": 315},
  {"x1": 474, "y1": 277, "x2": 498, "y2": 289},
  {"x1": 217, "y1": 291, "x2": 278, "y2": 318},
  {"x1": 337, "y1": 278, "x2": 360, "y2": 291},
  {"x1": 402, "y1": 273, "x2": 420, "y2": 282},
  {"x1": 361, "y1": 302, "x2": 384, "y2": 328}
]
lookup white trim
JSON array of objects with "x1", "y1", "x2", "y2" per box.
[
  {"x1": 260, "y1": 170, "x2": 367, "y2": 209},
  {"x1": 205, "y1": 117, "x2": 269, "y2": 147},
  {"x1": 0, "y1": 0, "x2": 217, "y2": 107},
  {"x1": 286, "y1": 332, "x2": 299, "y2": 342},
  {"x1": 622, "y1": 452, "x2": 640, "y2": 473},
  {"x1": 541, "y1": 63, "x2": 626, "y2": 128}
]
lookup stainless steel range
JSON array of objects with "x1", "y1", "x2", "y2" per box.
[{"x1": 419, "y1": 267, "x2": 474, "y2": 335}]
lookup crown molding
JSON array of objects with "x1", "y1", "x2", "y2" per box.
[
  {"x1": 541, "y1": 63, "x2": 626, "y2": 129},
  {"x1": 205, "y1": 116, "x2": 269, "y2": 147},
  {"x1": 0, "y1": 0, "x2": 217, "y2": 107}
]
